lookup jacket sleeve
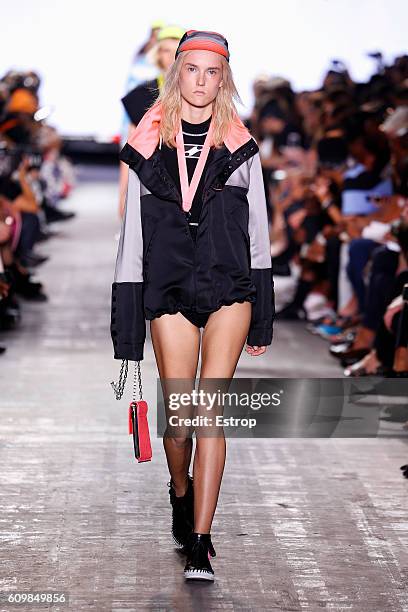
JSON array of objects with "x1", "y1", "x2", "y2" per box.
[
  {"x1": 246, "y1": 151, "x2": 275, "y2": 347},
  {"x1": 111, "y1": 166, "x2": 146, "y2": 361}
]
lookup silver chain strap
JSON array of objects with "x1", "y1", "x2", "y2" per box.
[
  {"x1": 133, "y1": 360, "x2": 143, "y2": 401},
  {"x1": 111, "y1": 359, "x2": 143, "y2": 401},
  {"x1": 110, "y1": 359, "x2": 128, "y2": 400}
]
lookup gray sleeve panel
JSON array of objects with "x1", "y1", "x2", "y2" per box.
[
  {"x1": 140, "y1": 182, "x2": 152, "y2": 196},
  {"x1": 113, "y1": 167, "x2": 144, "y2": 283},
  {"x1": 225, "y1": 163, "x2": 250, "y2": 189},
  {"x1": 247, "y1": 152, "x2": 272, "y2": 270}
]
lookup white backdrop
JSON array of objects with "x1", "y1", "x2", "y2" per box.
[{"x1": 1, "y1": 0, "x2": 407, "y2": 138}]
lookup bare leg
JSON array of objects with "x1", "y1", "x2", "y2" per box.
[
  {"x1": 349, "y1": 325, "x2": 376, "y2": 350},
  {"x1": 338, "y1": 293, "x2": 359, "y2": 317},
  {"x1": 150, "y1": 313, "x2": 200, "y2": 496},
  {"x1": 193, "y1": 301, "x2": 252, "y2": 533}
]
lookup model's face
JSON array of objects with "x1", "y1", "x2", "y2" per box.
[
  {"x1": 157, "y1": 39, "x2": 180, "y2": 73},
  {"x1": 179, "y1": 50, "x2": 224, "y2": 109}
]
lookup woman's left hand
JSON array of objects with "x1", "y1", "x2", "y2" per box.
[{"x1": 245, "y1": 345, "x2": 267, "y2": 356}]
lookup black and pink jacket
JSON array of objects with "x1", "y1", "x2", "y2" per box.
[{"x1": 111, "y1": 101, "x2": 275, "y2": 361}]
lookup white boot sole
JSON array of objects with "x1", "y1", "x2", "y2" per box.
[{"x1": 184, "y1": 569, "x2": 214, "y2": 581}]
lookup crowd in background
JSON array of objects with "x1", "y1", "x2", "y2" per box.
[
  {"x1": 2, "y1": 40, "x2": 408, "y2": 378},
  {"x1": 0, "y1": 70, "x2": 76, "y2": 355},
  {"x1": 119, "y1": 23, "x2": 407, "y2": 378},
  {"x1": 246, "y1": 54, "x2": 408, "y2": 377}
]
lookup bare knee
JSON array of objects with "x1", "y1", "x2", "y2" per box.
[
  {"x1": 164, "y1": 434, "x2": 191, "y2": 449},
  {"x1": 194, "y1": 431, "x2": 225, "y2": 447}
]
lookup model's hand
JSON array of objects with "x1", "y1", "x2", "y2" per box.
[{"x1": 245, "y1": 345, "x2": 266, "y2": 356}]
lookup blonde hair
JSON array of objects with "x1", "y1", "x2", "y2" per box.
[{"x1": 149, "y1": 50, "x2": 243, "y2": 149}]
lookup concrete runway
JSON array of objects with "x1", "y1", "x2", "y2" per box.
[{"x1": 1, "y1": 169, "x2": 407, "y2": 611}]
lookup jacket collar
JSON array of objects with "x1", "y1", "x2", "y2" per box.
[
  {"x1": 127, "y1": 100, "x2": 253, "y2": 159},
  {"x1": 120, "y1": 136, "x2": 258, "y2": 205},
  {"x1": 120, "y1": 100, "x2": 259, "y2": 204}
]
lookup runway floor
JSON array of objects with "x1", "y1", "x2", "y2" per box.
[{"x1": 1, "y1": 169, "x2": 408, "y2": 611}]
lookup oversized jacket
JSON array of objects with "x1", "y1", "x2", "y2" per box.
[{"x1": 111, "y1": 101, "x2": 275, "y2": 361}]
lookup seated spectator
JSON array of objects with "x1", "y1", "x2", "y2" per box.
[
  {"x1": 0, "y1": 69, "x2": 77, "y2": 354},
  {"x1": 250, "y1": 53, "x2": 408, "y2": 377},
  {"x1": 344, "y1": 214, "x2": 408, "y2": 376},
  {"x1": 39, "y1": 125, "x2": 76, "y2": 207}
]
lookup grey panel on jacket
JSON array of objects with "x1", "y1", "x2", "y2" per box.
[
  {"x1": 140, "y1": 182, "x2": 152, "y2": 197},
  {"x1": 247, "y1": 152, "x2": 272, "y2": 270},
  {"x1": 225, "y1": 162, "x2": 250, "y2": 190},
  {"x1": 113, "y1": 168, "x2": 143, "y2": 283}
]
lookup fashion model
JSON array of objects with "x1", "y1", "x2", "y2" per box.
[{"x1": 111, "y1": 29, "x2": 275, "y2": 581}]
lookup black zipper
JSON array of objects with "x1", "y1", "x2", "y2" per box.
[
  {"x1": 191, "y1": 231, "x2": 197, "y2": 310},
  {"x1": 165, "y1": 176, "x2": 198, "y2": 308}
]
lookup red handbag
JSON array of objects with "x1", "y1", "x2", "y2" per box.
[{"x1": 111, "y1": 360, "x2": 152, "y2": 463}]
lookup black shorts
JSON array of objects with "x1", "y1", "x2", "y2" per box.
[{"x1": 180, "y1": 309, "x2": 211, "y2": 329}]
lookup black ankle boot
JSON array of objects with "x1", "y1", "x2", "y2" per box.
[
  {"x1": 184, "y1": 532, "x2": 216, "y2": 581},
  {"x1": 168, "y1": 474, "x2": 194, "y2": 549}
]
